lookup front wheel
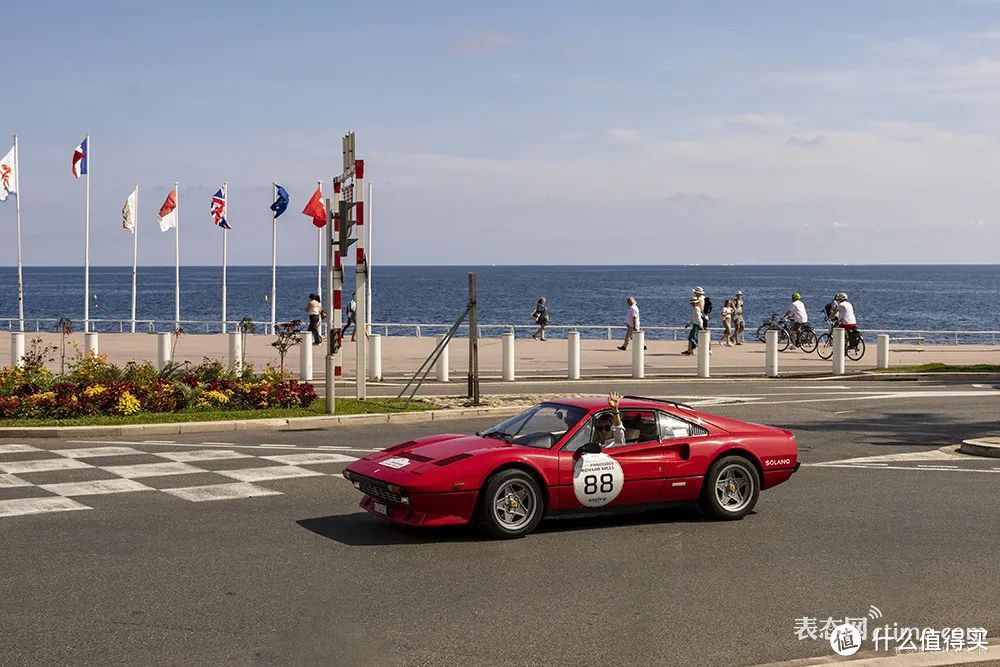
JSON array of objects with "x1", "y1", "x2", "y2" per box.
[
  {"x1": 755, "y1": 322, "x2": 771, "y2": 343},
  {"x1": 777, "y1": 328, "x2": 790, "y2": 351},
  {"x1": 847, "y1": 335, "x2": 866, "y2": 361},
  {"x1": 480, "y1": 468, "x2": 545, "y2": 539},
  {"x1": 816, "y1": 333, "x2": 833, "y2": 359},
  {"x1": 699, "y1": 455, "x2": 761, "y2": 520},
  {"x1": 798, "y1": 327, "x2": 818, "y2": 353}
]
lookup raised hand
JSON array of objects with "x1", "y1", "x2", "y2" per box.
[{"x1": 608, "y1": 391, "x2": 621, "y2": 411}]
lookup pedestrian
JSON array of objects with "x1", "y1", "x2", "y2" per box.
[
  {"x1": 341, "y1": 291, "x2": 357, "y2": 342},
  {"x1": 618, "y1": 296, "x2": 646, "y2": 351},
  {"x1": 693, "y1": 286, "x2": 712, "y2": 329},
  {"x1": 305, "y1": 293, "x2": 323, "y2": 346},
  {"x1": 530, "y1": 297, "x2": 549, "y2": 341},
  {"x1": 682, "y1": 296, "x2": 703, "y2": 355},
  {"x1": 733, "y1": 290, "x2": 745, "y2": 345},
  {"x1": 721, "y1": 299, "x2": 735, "y2": 346}
]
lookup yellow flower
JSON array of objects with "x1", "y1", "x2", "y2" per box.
[
  {"x1": 84, "y1": 385, "x2": 107, "y2": 398},
  {"x1": 196, "y1": 389, "x2": 230, "y2": 408},
  {"x1": 116, "y1": 391, "x2": 141, "y2": 415}
]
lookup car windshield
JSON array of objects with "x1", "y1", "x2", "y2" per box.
[{"x1": 481, "y1": 403, "x2": 588, "y2": 449}]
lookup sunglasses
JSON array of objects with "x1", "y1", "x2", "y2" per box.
[{"x1": 596, "y1": 423, "x2": 613, "y2": 432}]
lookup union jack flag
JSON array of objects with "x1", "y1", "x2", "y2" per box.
[{"x1": 211, "y1": 187, "x2": 230, "y2": 229}]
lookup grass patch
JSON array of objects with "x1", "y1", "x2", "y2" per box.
[
  {"x1": 0, "y1": 397, "x2": 432, "y2": 427},
  {"x1": 875, "y1": 363, "x2": 1000, "y2": 373}
]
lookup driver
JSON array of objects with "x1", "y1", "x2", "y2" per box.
[{"x1": 594, "y1": 392, "x2": 626, "y2": 447}]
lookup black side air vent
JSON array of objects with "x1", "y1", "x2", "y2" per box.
[
  {"x1": 382, "y1": 440, "x2": 417, "y2": 453},
  {"x1": 402, "y1": 452, "x2": 433, "y2": 462}
]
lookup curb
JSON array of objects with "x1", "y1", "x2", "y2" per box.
[
  {"x1": 0, "y1": 406, "x2": 525, "y2": 439},
  {"x1": 959, "y1": 438, "x2": 1000, "y2": 459}
]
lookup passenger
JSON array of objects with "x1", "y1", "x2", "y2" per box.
[
  {"x1": 594, "y1": 392, "x2": 626, "y2": 447},
  {"x1": 784, "y1": 292, "x2": 808, "y2": 349}
]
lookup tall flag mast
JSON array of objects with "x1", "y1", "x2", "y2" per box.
[
  {"x1": 269, "y1": 183, "x2": 289, "y2": 333},
  {"x1": 1, "y1": 136, "x2": 24, "y2": 331},
  {"x1": 211, "y1": 183, "x2": 231, "y2": 332},
  {"x1": 122, "y1": 184, "x2": 140, "y2": 333},
  {"x1": 72, "y1": 137, "x2": 90, "y2": 332}
]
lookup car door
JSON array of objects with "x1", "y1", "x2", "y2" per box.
[
  {"x1": 655, "y1": 410, "x2": 710, "y2": 501},
  {"x1": 556, "y1": 409, "x2": 669, "y2": 510}
]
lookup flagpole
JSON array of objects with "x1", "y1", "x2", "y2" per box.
[
  {"x1": 12, "y1": 135, "x2": 24, "y2": 332},
  {"x1": 271, "y1": 182, "x2": 277, "y2": 334},
  {"x1": 174, "y1": 181, "x2": 180, "y2": 330},
  {"x1": 316, "y1": 179, "x2": 322, "y2": 301},
  {"x1": 83, "y1": 134, "x2": 91, "y2": 333},
  {"x1": 131, "y1": 184, "x2": 139, "y2": 334},
  {"x1": 221, "y1": 182, "x2": 228, "y2": 334},
  {"x1": 367, "y1": 181, "x2": 373, "y2": 335}
]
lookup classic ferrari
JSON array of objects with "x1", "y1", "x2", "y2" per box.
[{"x1": 342, "y1": 395, "x2": 799, "y2": 538}]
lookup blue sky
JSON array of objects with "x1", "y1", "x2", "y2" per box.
[{"x1": 2, "y1": 0, "x2": 1000, "y2": 265}]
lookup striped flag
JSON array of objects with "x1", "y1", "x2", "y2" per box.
[
  {"x1": 0, "y1": 145, "x2": 15, "y2": 202},
  {"x1": 71, "y1": 138, "x2": 88, "y2": 178},
  {"x1": 211, "y1": 187, "x2": 230, "y2": 229},
  {"x1": 158, "y1": 190, "x2": 178, "y2": 231}
]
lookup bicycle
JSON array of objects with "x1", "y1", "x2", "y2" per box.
[
  {"x1": 816, "y1": 320, "x2": 865, "y2": 361},
  {"x1": 757, "y1": 313, "x2": 817, "y2": 353}
]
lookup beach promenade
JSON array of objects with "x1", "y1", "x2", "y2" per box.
[{"x1": 3, "y1": 331, "x2": 999, "y2": 379}]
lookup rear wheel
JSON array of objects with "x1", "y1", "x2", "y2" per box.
[
  {"x1": 798, "y1": 326, "x2": 818, "y2": 353},
  {"x1": 816, "y1": 333, "x2": 833, "y2": 359},
  {"x1": 698, "y1": 455, "x2": 760, "y2": 520},
  {"x1": 755, "y1": 323, "x2": 771, "y2": 343},
  {"x1": 480, "y1": 469, "x2": 544, "y2": 539},
  {"x1": 777, "y1": 328, "x2": 790, "y2": 351},
  {"x1": 847, "y1": 335, "x2": 866, "y2": 361}
]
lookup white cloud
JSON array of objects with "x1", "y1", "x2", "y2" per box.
[
  {"x1": 451, "y1": 32, "x2": 514, "y2": 55},
  {"x1": 701, "y1": 114, "x2": 789, "y2": 129},
  {"x1": 608, "y1": 127, "x2": 642, "y2": 144},
  {"x1": 832, "y1": 221, "x2": 850, "y2": 228},
  {"x1": 970, "y1": 218, "x2": 987, "y2": 225}
]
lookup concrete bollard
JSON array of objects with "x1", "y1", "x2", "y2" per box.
[
  {"x1": 568, "y1": 331, "x2": 580, "y2": 380},
  {"x1": 228, "y1": 332, "x2": 242, "y2": 372},
  {"x1": 299, "y1": 336, "x2": 313, "y2": 381},
  {"x1": 435, "y1": 335, "x2": 450, "y2": 382},
  {"x1": 631, "y1": 331, "x2": 645, "y2": 379},
  {"x1": 832, "y1": 328, "x2": 845, "y2": 375},
  {"x1": 10, "y1": 332, "x2": 25, "y2": 368},
  {"x1": 697, "y1": 330, "x2": 710, "y2": 378},
  {"x1": 156, "y1": 332, "x2": 172, "y2": 370},
  {"x1": 502, "y1": 332, "x2": 515, "y2": 381},
  {"x1": 369, "y1": 334, "x2": 382, "y2": 381},
  {"x1": 877, "y1": 333, "x2": 890, "y2": 369},
  {"x1": 765, "y1": 329, "x2": 778, "y2": 377},
  {"x1": 84, "y1": 332, "x2": 99, "y2": 356}
]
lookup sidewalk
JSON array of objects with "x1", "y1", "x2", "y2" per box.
[{"x1": 4, "y1": 332, "x2": 1000, "y2": 379}]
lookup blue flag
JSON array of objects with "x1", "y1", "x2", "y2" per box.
[{"x1": 271, "y1": 184, "x2": 289, "y2": 218}]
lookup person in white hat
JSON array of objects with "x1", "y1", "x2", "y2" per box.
[{"x1": 733, "y1": 290, "x2": 745, "y2": 344}]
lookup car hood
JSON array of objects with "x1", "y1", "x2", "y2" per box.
[{"x1": 363, "y1": 433, "x2": 512, "y2": 469}]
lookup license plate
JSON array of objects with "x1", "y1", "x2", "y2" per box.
[{"x1": 373, "y1": 502, "x2": 388, "y2": 515}]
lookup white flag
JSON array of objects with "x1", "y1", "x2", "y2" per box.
[
  {"x1": 0, "y1": 146, "x2": 16, "y2": 203},
  {"x1": 122, "y1": 186, "x2": 138, "y2": 233}
]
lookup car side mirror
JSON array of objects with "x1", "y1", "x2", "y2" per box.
[{"x1": 577, "y1": 442, "x2": 603, "y2": 455}]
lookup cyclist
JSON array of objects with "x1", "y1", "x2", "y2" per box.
[
  {"x1": 833, "y1": 292, "x2": 859, "y2": 348},
  {"x1": 783, "y1": 293, "x2": 808, "y2": 349}
]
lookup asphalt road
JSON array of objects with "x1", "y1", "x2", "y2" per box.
[{"x1": 2, "y1": 378, "x2": 999, "y2": 666}]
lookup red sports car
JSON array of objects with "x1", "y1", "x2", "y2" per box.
[{"x1": 342, "y1": 396, "x2": 799, "y2": 538}]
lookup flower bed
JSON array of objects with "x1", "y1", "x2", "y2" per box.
[{"x1": 0, "y1": 351, "x2": 317, "y2": 420}]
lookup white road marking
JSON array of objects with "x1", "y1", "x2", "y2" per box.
[
  {"x1": 260, "y1": 452, "x2": 357, "y2": 465},
  {"x1": 817, "y1": 449, "x2": 965, "y2": 465},
  {"x1": 40, "y1": 479, "x2": 154, "y2": 497},
  {"x1": 0, "y1": 473, "x2": 32, "y2": 488},
  {"x1": 216, "y1": 466, "x2": 324, "y2": 482},
  {"x1": 259, "y1": 444, "x2": 288, "y2": 448},
  {"x1": 0, "y1": 497, "x2": 92, "y2": 517},
  {"x1": 0, "y1": 444, "x2": 41, "y2": 453},
  {"x1": 51, "y1": 446, "x2": 144, "y2": 458},
  {"x1": 64, "y1": 440, "x2": 349, "y2": 453},
  {"x1": 814, "y1": 463, "x2": 1000, "y2": 474},
  {"x1": 0, "y1": 459, "x2": 93, "y2": 474},
  {"x1": 200, "y1": 442, "x2": 235, "y2": 446},
  {"x1": 142, "y1": 440, "x2": 176, "y2": 444},
  {"x1": 161, "y1": 482, "x2": 281, "y2": 502},
  {"x1": 100, "y1": 462, "x2": 204, "y2": 479},
  {"x1": 916, "y1": 464, "x2": 959, "y2": 469},
  {"x1": 153, "y1": 450, "x2": 253, "y2": 463}
]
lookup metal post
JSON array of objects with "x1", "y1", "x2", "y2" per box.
[
  {"x1": 568, "y1": 331, "x2": 580, "y2": 380},
  {"x1": 369, "y1": 334, "x2": 382, "y2": 381},
  {"x1": 877, "y1": 333, "x2": 890, "y2": 369},
  {"x1": 467, "y1": 273, "x2": 480, "y2": 404},
  {"x1": 502, "y1": 332, "x2": 515, "y2": 381},
  {"x1": 156, "y1": 332, "x2": 172, "y2": 370},
  {"x1": 228, "y1": 332, "x2": 242, "y2": 372},
  {"x1": 697, "y1": 330, "x2": 710, "y2": 378},
  {"x1": 765, "y1": 329, "x2": 778, "y2": 377},
  {"x1": 299, "y1": 336, "x2": 313, "y2": 381},
  {"x1": 832, "y1": 328, "x2": 845, "y2": 375},
  {"x1": 436, "y1": 335, "x2": 450, "y2": 382},
  {"x1": 631, "y1": 331, "x2": 645, "y2": 379},
  {"x1": 325, "y1": 194, "x2": 335, "y2": 415},
  {"x1": 355, "y1": 159, "x2": 367, "y2": 400},
  {"x1": 10, "y1": 332, "x2": 24, "y2": 369},
  {"x1": 84, "y1": 332, "x2": 99, "y2": 356}
]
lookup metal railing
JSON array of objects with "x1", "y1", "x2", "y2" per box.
[{"x1": 3, "y1": 317, "x2": 999, "y2": 345}]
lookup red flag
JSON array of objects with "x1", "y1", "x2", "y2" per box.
[
  {"x1": 302, "y1": 186, "x2": 326, "y2": 228},
  {"x1": 157, "y1": 190, "x2": 178, "y2": 231}
]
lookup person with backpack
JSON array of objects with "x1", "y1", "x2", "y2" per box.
[
  {"x1": 694, "y1": 286, "x2": 712, "y2": 328},
  {"x1": 682, "y1": 295, "x2": 703, "y2": 355}
]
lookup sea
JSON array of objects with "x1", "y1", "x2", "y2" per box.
[{"x1": 1, "y1": 265, "x2": 998, "y2": 341}]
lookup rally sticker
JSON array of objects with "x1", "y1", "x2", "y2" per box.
[
  {"x1": 573, "y1": 453, "x2": 624, "y2": 507},
  {"x1": 379, "y1": 457, "x2": 411, "y2": 469}
]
